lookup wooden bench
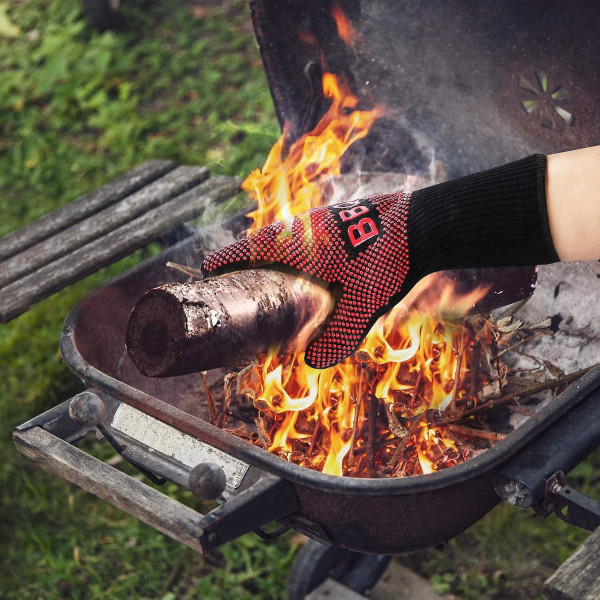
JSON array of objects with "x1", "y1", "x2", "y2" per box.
[
  {"x1": 0, "y1": 161, "x2": 239, "y2": 322},
  {"x1": 544, "y1": 526, "x2": 600, "y2": 599}
]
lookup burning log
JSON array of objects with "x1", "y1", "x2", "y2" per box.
[{"x1": 126, "y1": 269, "x2": 332, "y2": 377}]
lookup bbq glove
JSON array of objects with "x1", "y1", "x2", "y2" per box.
[{"x1": 202, "y1": 154, "x2": 559, "y2": 369}]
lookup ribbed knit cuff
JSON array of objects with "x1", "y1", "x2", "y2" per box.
[{"x1": 407, "y1": 154, "x2": 559, "y2": 276}]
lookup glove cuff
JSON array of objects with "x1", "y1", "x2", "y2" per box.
[{"x1": 408, "y1": 154, "x2": 559, "y2": 274}]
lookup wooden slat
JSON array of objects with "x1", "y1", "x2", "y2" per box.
[
  {"x1": 13, "y1": 427, "x2": 205, "y2": 553},
  {"x1": 0, "y1": 160, "x2": 175, "y2": 262},
  {"x1": 0, "y1": 176, "x2": 240, "y2": 322},
  {"x1": 0, "y1": 166, "x2": 209, "y2": 288},
  {"x1": 544, "y1": 527, "x2": 600, "y2": 600}
]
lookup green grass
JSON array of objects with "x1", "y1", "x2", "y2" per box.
[
  {"x1": 0, "y1": 1, "x2": 597, "y2": 598},
  {"x1": 0, "y1": 1, "x2": 284, "y2": 598}
]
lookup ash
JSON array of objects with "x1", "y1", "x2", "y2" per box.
[{"x1": 514, "y1": 260, "x2": 600, "y2": 374}]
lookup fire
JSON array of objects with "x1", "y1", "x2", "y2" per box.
[
  {"x1": 236, "y1": 64, "x2": 484, "y2": 478},
  {"x1": 331, "y1": 2, "x2": 358, "y2": 46},
  {"x1": 243, "y1": 72, "x2": 382, "y2": 231},
  {"x1": 240, "y1": 290, "x2": 481, "y2": 478}
]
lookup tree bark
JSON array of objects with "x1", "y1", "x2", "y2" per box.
[{"x1": 126, "y1": 269, "x2": 332, "y2": 377}]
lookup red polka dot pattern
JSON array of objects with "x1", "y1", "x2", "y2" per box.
[{"x1": 202, "y1": 194, "x2": 412, "y2": 368}]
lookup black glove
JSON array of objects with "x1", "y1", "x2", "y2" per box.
[{"x1": 203, "y1": 155, "x2": 558, "y2": 368}]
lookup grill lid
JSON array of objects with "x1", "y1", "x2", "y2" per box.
[{"x1": 251, "y1": 0, "x2": 600, "y2": 176}]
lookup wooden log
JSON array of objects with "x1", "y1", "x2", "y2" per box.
[
  {"x1": 0, "y1": 176, "x2": 240, "y2": 323},
  {"x1": 0, "y1": 166, "x2": 208, "y2": 288},
  {"x1": 0, "y1": 160, "x2": 175, "y2": 261},
  {"x1": 126, "y1": 269, "x2": 333, "y2": 377},
  {"x1": 13, "y1": 426, "x2": 205, "y2": 553},
  {"x1": 544, "y1": 527, "x2": 600, "y2": 600}
]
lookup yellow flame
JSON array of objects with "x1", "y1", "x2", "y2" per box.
[
  {"x1": 236, "y1": 72, "x2": 486, "y2": 477},
  {"x1": 243, "y1": 73, "x2": 382, "y2": 231}
]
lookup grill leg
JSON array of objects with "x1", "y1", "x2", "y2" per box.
[{"x1": 287, "y1": 538, "x2": 391, "y2": 600}]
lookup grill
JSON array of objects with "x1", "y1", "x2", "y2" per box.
[
  {"x1": 11, "y1": 0, "x2": 600, "y2": 596},
  {"x1": 13, "y1": 230, "x2": 600, "y2": 555}
]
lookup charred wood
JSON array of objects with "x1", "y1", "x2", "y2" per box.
[{"x1": 0, "y1": 160, "x2": 175, "y2": 262}]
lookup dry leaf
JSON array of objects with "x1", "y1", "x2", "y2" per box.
[
  {"x1": 529, "y1": 317, "x2": 552, "y2": 330},
  {"x1": 544, "y1": 360, "x2": 565, "y2": 379},
  {"x1": 237, "y1": 363, "x2": 262, "y2": 399},
  {"x1": 497, "y1": 316, "x2": 524, "y2": 333}
]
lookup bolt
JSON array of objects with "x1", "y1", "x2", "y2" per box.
[
  {"x1": 69, "y1": 391, "x2": 106, "y2": 427},
  {"x1": 189, "y1": 462, "x2": 227, "y2": 500}
]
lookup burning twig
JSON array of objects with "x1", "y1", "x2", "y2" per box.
[
  {"x1": 218, "y1": 373, "x2": 236, "y2": 429},
  {"x1": 409, "y1": 367, "x2": 424, "y2": 408},
  {"x1": 390, "y1": 414, "x2": 424, "y2": 472},
  {"x1": 446, "y1": 424, "x2": 506, "y2": 443},
  {"x1": 367, "y1": 395, "x2": 378, "y2": 478},
  {"x1": 492, "y1": 342, "x2": 505, "y2": 395},
  {"x1": 386, "y1": 404, "x2": 407, "y2": 437},
  {"x1": 225, "y1": 425, "x2": 254, "y2": 440},
  {"x1": 308, "y1": 419, "x2": 321, "y2": 456},
  {"x1": 446, "y1": 334, "x2": 465, "y2": 416},
  {"x1": 469, "y1": 339, "x2": 481, "y2": 401},
  {"x1": 165, "y1": 261, "x2": 203, "y2": 280},
  {"x1": 347, "y1": 391, "x2": 362, "y2": 469},
  {"x1": 254, "y1": 417, "x2": 271, "y2": 450},
  {"x1": 201, "y1": 371, "x2": 218, "y2": 426},
  {"x1": 497, "y1": 331, "x2": 552, "y2": 356},
  {"x1": 439, "y1": 366, "x2": 593, "y2": 424}
]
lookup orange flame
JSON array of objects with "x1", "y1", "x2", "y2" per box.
[
  {"x1": 331, "y1": 3, "x2": 359, "y2": 46},
  {"x1": 243, "y1": 73, "x2": 382, "y2": 231},
  {"x1": 241, "y1": 284, "x2": 484, "y2": 478},
  {"x1": 236, "y1": 72, "x2": 487, "y2": 478}
]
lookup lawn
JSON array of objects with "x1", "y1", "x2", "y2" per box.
[{"x1": 0, "y1": 1, "x2": 595, "y2": 599}]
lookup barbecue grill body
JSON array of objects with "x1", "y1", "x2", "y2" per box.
[
  {"x1": 252, "y1": 0, "x2": 600, "y2": 174},
  {"x1": 59, "y1": 235, "x2": 600, "y2": 554},
  {"x1": 58, "y1": 2, "x2": 600, "y2": 550}
]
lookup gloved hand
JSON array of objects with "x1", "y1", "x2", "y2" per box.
[{"x1": 202, "y1": 155, "x2": 558, "y2": 369}]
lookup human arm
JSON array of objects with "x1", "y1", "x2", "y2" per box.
[
  {"x1": 202, "y1": 147, "x2": 599, "y2": 368},
  {"x1": 546, "y1": 145, "x2": 600, "y2": 261}
]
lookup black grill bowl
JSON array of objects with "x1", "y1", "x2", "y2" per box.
[{"x1": 59, "y1": 234, "x2": 600, "y2": 554}]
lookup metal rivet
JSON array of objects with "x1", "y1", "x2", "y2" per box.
[
  {"x1": 69, "y1": 391, "x2": 106, "y2": 427},
  {"x1": 189, "y1": 462, "x2": 227, "y2": 500}
]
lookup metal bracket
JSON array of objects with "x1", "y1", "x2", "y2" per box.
[
  {"x1": 254, "y1": 524, "x2": 290, "y2": 541},
  {"x1": 538, "y1": 471, "x2": 600, "y2": 532},
  {"x1": 15, "y1": 392, "x2": 301, "y2": 555},
  {"x1": 199, "y1": 472, "x2": 299, "y2": 552},
  {"x1": 96, "y1": 422, "x2": 168, "y2": 486}
]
